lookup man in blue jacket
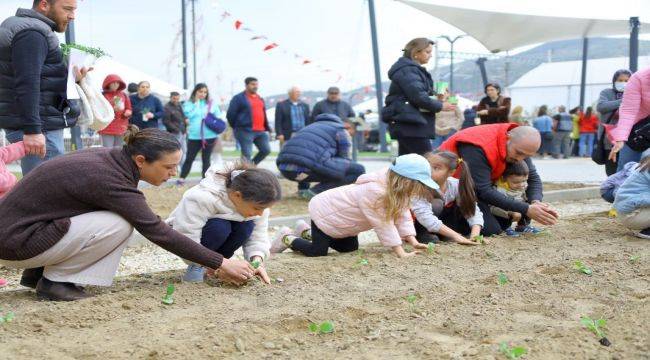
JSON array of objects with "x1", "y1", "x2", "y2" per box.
[
  {"x1": 226, "y1": 77, "x2": 271, "y2": 165},
  {"x1": 276, "y1": 113, "x2": 365, "y2": 199},
  {"x1": 0, "y1": 0, "x2": 88, "y2": 175}
]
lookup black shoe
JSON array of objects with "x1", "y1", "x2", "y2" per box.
[
  {"x1": 35, "y1": 277, "x2": 92, "y2": 301},
  {"x1": 20, "y1": 267, "x2": 44, "y2": 289},
  {"x1": 637, "y1": 228, "x2": 650, "y2": 240}
]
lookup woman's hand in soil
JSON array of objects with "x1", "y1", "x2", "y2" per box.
[
  {"x1": 392, "y1": 245, "x2": 421, "y2": 258},
  {"x1": 403, "y1": 236, "x2": 428, "y2": 250},
  {"x1": 216, "y1": 258, "x2": 255, "y2": 286}
]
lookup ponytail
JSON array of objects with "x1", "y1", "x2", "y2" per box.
[
  {"x1": 456, "y1": 159, "x2": 477, "y2": 218},
  {"x1": 123, "y1": 124, "x2": 181, "y2": 162},
  {"x1": 214, "y1": 161, "x2": 282, "y2": 205}
]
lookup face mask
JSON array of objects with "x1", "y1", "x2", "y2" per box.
[{"x1": 614, "y1": 82, "x2": 626, "y2": 92}]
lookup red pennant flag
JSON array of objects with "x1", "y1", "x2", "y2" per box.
[
  {"x1": 234, "y1": 20, "x2": 242, "y2": 29},
  {"x1": 263, "y1": 43, "x2": 279, "y2": 51},
  {"x1": 302, "y1": 59, "x2": 311, "y2": 65}
]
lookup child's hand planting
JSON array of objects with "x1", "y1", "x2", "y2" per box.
[
  {"x1": 392, "y1": 245, "x2": 421, "y2": 258},
  {"x1": 403, "y1": 236, "x2": 428, "y2": 250},
  {"x1": 250, "y1": 256, "x2": 271, "y2": 284}
]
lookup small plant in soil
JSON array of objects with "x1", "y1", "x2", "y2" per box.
[
  {"x1": 309, "y1": 321, "x2": 334, "y2": 334},
  {"x1": 161, "y1": 284, "x2": 175, "y2": 305},
  {"x1": 629, "y1": 255, "x2": 640, "y2": 263},
  {"x1": 580, "y1": 316, "x2": 611, "y2": 346},
  {"x1": 406, "y1": 294, "x2": 418, "y2": 312},
  {"x1": 427, "y1": 242, "x2": 435, "y2": 254},
  {"x1": 497, "y1": 272, "x2": 509, "y2": 285},
  {"x1": 354, "y1": 249, "x2": 369, "y2": 266},
  {"x1": 499, "y1": 342, "x2": 527, "y2": 359},
  {"x1": 250, "y1": 260, "x2": 261, "y2": 269},
  {"x1": 573, "y1": 260, "x2": 593, "y2": 275},
  {"x1": 0, "y1": 310, "x2": 15, "y2": 324},
  {"x1": 473, "y1": 235, "x2": 485, "y2": 244}
]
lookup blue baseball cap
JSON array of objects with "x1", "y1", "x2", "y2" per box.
[{"x1": 389, "y1": 154, "x2": 439, "y2": 190}]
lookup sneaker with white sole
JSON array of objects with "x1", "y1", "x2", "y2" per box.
[
  {"x1": 182, "y1": 264, "x2": 205, "y2": 283},
  {"x1": 271, "y1": 226, "x2": 293, "y2": 253},
  {"x1": 637, "y1": 228, "x2": 650, "y2": 240},
  {"x1": 293, "y1": 220, "x2": 311, "y2": 239}
]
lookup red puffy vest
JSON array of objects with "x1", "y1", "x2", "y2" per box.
[{"x1": 439, "y1": 123, "x2": 519, "y2": 181}]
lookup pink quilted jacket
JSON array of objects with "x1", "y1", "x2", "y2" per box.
[
  {"x1": 610, "y1": 66, "x2": 650, "y2": 143},
  {"x1": 0, "y1": 141, "x2": 26, "y2": 198},
  {"x1": 308, "y1": 169, "x2": 416, "y2": 247}
]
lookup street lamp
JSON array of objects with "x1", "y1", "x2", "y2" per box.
[{"x1": 437, "y1": 35, "x2": 465, "y2": 93}]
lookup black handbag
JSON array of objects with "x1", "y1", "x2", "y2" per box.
[{"x1": 626, "y1": 116, "x2": 650, "y2": 152}]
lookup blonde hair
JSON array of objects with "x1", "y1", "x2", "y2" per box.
[{"x1": 381, "y1": 170, "x2": 433, "y2": 222}]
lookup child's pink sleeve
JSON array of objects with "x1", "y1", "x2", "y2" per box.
[
  {"x1": 0, "y1": 141, "x2": 27, "y2": 164},
  {"x1": 0, "y1": 171, "x2": 18, "y2": 196},
  {"x1": 395, "y1": 209, "x2": 416, "y2": 238}
]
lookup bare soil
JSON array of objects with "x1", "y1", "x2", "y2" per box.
[{"x1": 1, "y1": 213, "x2": 648, "y2": 359}]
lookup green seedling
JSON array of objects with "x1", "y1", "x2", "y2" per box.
[
  {"x1": 497, "y1": 272, "x2": 509, "y2": 285},
  {"x1": 406, "y1": 294, "x2": 419, "y2": 312},
  {"x1": 0, "y1": 312, "x2": 15, "y2": 324},
  {"x1": 354, "y1": 249, "x2": 369, "y2": 266},
  {"x1": 308, "y1": 321, "x2": 334, "y2": 334},
  {"x1": 473, "y1": 235, "x2": 485, "y2": 244},
  {"x1": 499, "y1": 342, "x2": 527, "y2": 359},
  {"x1": 581, "y1": 316, "x2": 610, "y2": 346},
  {"x1": 161, "y1": 284, "x2": 175, "y2": 305},
  {"x1": 629, "y1": 255, "x2": 640, "y2": 263},
  {"x1": 427, "y1": 242, "x2": 435, "y2": 254},
  {"x1": 250, "y1": 260, "x2": 261, "y2": 269},
  {"x1": 573, "y1": 260, "x2": 593, "y2": 275},
  {"x1": 356, "y1": 258, "x2": 369, "y2": 266}
]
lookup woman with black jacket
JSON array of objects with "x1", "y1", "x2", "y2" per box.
[{"x1": 383, "y1": 38, "x2": 455, "y2": 155}]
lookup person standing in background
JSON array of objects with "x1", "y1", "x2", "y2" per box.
[
  {"x1": 597, "y1": 69, "x2": 631, "y2": 176},
  {"x1": 551, "y1": 105, "x2": 573, "y2": 159},
  {"x1": 275, "y1": 86, "x2": 310, "y2": 146},
  {"x1": 98, "y1": 74, "x2": 132, "y2": 147},
  {"x1": 129, "y1": 81, "x2": 164, "y2": 130},
  {"x1": 578, "y1": 106, "x2": 599, "y2": 157},
  {"x1": 163, "y1": 91, "x2": 187, "y2": 165},
  {"x1": 477, "y1": 83, "x2": 511, "y2": 124},
  {"x1": 532, "y1": 105, "x2": 553, "y2": 158},
  {"x1": 310, "y1": 87, "x2": 354, "y2": 124}
]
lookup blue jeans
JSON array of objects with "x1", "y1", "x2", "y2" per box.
[
  {"x1": 200, "y1": 218, "x2": 255, "y2": 259},
  {"x1": 6, "y1": 129, "x2": 65, "y2": 175},
  {"x1": 579, "y1": 133, "x2": 595, "y2": 157},
  {"x1": 280, "y1": 162, "x2": 366, "y2": 194},
  {"x1": 234, "y1": 130, "x2": 271, "y2": 165},
  {"x1": 431, "y1": 130, "x2": 456, "y2": 150},
  {"x1": 617, "y1": 143, "x2": 643, "y2": 172}
]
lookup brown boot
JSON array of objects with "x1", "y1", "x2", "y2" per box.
[
  {"x1": 35, "y1": 277, "x2": 92, "y2": 301},
  {"x1": 19, "y1": 267, "x2": 44, "y2": 289}
]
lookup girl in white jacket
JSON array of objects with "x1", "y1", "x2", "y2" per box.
[{"x1": 167, "y1": 162, "x2": 281, "y2": 283}]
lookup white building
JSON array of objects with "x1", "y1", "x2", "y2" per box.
[{"x1": 507, "y1": 56, "x2": 650, "y2": 113}]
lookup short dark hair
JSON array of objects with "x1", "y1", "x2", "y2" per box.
[
  {"x1": 127, "y1": 83, "x2": 138, "y2": 93},
  {"x1": 537, "y1": 105, "x2": 548, "y2": 117},
  {"x1": 503, "y1": 160, "x2": 529, "y2": 178},
  {"x1": 245, "y1": 77, "x2": 258, "y2": 85},
  {"x1": 170, "y1": 91, "x2": 180, "y2": 97},
  {"x1": 123, "y1": 125, "x2": 181, "y2": 162},
  {"x1": 327, "y1": 86, "x2": 340, "y2": 94}
]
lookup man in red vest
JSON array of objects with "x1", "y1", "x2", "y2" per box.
[{"x1": 439, "y1": 124, "x2": 559, "y2": 235}]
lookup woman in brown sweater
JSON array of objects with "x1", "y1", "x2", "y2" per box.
[
  {"x1": 477, "y1": 83, "x2": 511, "y2": 124},
  {"x1": 0, "y1": 126, "x2": 260, "y2": 301}
]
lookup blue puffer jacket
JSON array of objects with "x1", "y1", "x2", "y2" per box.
[
  {"x1": 276, "y1": 114, "x2": 351, "y2": 180},
  {"x1": 614, "y1": 165, "x2": 650, "y2": 215}
]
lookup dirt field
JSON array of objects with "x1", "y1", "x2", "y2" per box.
[
  {"x1": 0, "y1": 213, "x2": 647, "y2": 359},
  {"x1": 143, "y1": 180, "x2": 590, "y2": 219}
]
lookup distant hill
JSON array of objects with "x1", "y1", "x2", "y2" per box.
[{"x1": 264, "y1": 37, "x2": 650, "y2": 106}]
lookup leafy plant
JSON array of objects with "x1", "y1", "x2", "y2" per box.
[
  {"x1": 0, "y1": 311, "x2": 15, "y2": 324},
  {"x1": 250, "y1": 260, "x2": 261, "y2": 269},
  {"x1": 427, "y1": 242, "x2": 435, "y2": 254},
  {"x1": 308, "y1": 321, "x2": 334, "y2": 334},
  {"x1": 473, "y1": 235, "x2": 485, "y2": 244},
  {"x1": 580, "y1": 316, "x2": 610, "y2": 346},
  {"x1": 356, "y1": 258, "x2": 369, "y2": 266},
  {"x1": 497, "y1": 272, "x2": 509, "y2": 285},
  {"x1": 60, "y1": 43, "x2": 108, "y2": 58},
  {"x1": 161, "y1": 284, "x2": 175, "y2": 305},
  {"x1": 629, "y1": 255, "x2": 640, "y2": 263},
  {"x1": 354, "y1": 249, "x2": 369, "y2": 266},
  {"x1": 499, "y1": 342, "x2": 527, "y2": 359},
  {"x1": 573, "y1": 260, "x2": 593, "y2": 275},
  {"x1": 406, "y1": 294, "x2": 418, "y2": 312}
]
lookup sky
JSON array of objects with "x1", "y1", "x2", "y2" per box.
[{"x1": 1, "y1": 0, "x2": 650, "y2": 100}]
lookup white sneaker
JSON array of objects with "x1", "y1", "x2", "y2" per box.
[
  {"x1": 270, "y1": 226, "x2": 293, "y2": 253},
  {"x1": 293, "y1": 219, "x2": 311, "y2": 238}
]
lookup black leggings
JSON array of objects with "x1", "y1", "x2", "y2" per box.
[
  {"x1": 397, "y1": 136, "x2": 432, "y2": 155},
  {"x1": 290, "y1": 221, "x2": 359, "y2": 257},
  {"x1": 415, "y1": 202, "x2": 473, "y2": 243},
  {"x1": 180, "y1": 138, "x2": 216, "y2": 178}
]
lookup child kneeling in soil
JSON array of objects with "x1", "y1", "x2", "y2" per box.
[
  {"x1": 271, "y1": 154, "x2": 438, "y2": 258},
  {"x1": 489, "y1": 161, "x2": 541, "y2": 237},
  {"x1": 167, "y1": 162, "x2": 282, "y2": 283},
  {"x1": 0, "y1": 140, "x2": 27, "y2": 288},
  {"x1": 411, "y1": 151, "x2": 484, "y2": 245},
  {"x1": 614, "y1": 149, "x2": 650, "y2": 239}
]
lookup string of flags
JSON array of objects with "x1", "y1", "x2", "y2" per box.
[{"x1": 220, "y1": 10, "x2": 344, "y2": 83}]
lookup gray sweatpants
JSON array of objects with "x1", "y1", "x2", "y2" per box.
[
  {"x1": 101, "y1": 134, "x2": 124, "y2": 148},
  {"x1": 0, "y1": 211, "x2": 133, "y2": 286}
]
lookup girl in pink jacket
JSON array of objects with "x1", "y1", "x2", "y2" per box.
[
  {"x1": 0, "y1": 140, "x2": 27, "y2": 287},
  {"x1": 271, "y1": 154, "x2": 439, "y2": 258},
  {"x1": 608, "y1": 66, "x2": 650, "y2": 171}
]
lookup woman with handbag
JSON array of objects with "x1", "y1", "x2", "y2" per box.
[
  {"x1": 597, "y1": 69, "x2": 631, "y2": 175},
  {"x1": 608, "y1": 66, "x2": 650, "y2": 171},
  {"x1": 179, "y1": 83, "x2": 224, "y2": 181},
  {"x1": 383, "y1": 38, "x2": 455, "y2": 155}
]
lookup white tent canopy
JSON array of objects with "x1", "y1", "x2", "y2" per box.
[
  {"x1": 86, "y1": 57, "x2": 186, "y2": 101},
  {"x1": 397, "y1": 0, "x2": 650, "y2": 52}
]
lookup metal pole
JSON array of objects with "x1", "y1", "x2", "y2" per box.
[
  {"x1": 579, "y1": 37, "x2": 588, "y2": 109},
  {"x1": 368, "y1": 0, "x2": 387, "y2": 153},
  {"x1": 449, "y1": 41, "x2": 455, "y2": 92},
  {"x1": 476, "y1": 57, "x2": 488, "y2": 88},
  {"x1": 65, "y1": 22, "x2": 83, "y2": 152},
  {"x1": 191, "y1": 0, "x2": 197, "y2": 86},
  {"x1": 181, "y1": 0, "x2": 188, "y2": 89},
  {"x1": 629, "y1": 17, "x2": 640, "y2": 73}
]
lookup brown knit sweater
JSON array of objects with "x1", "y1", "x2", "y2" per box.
[{"x1": 0, "y1": 147, "x2": 223, "y2": 269}]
